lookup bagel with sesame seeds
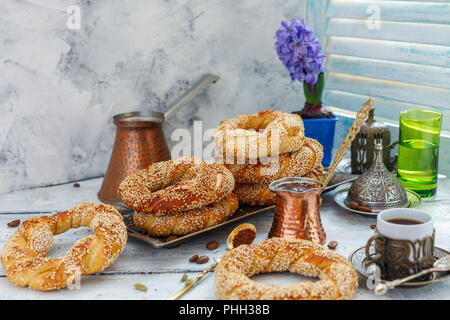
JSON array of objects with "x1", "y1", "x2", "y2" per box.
[
  {"x1": 133, "y1": 193, "x2": 239, "y2": 236},
  {"x1": 0, "y1": 202, "x2": 127, "y2": 291},
  {"x1": 119, "y1": 157, "x2": 235, "y2": 215},
  {"x1": 214, "y1": 237, "x2": 358, "y2": 300},
  {"x1": 234, "y1": 164, "x2": 324, "y2": 206},
  {"x1": 224, "y1": 138, "x2": 323, "y2": 184},
  {"x1": 214, "y1": 110, "x2": 305, "y2": 160}
]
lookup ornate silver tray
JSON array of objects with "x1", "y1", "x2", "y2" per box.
[
  {"x1": 334, "y1": 183, "x2": 421, "y2": 217},
  {"x1": 349, "y1": 246, "x2": 450, "y2": 287}
]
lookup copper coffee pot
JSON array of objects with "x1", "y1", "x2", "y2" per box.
[
  {"x1": 97, "y1": 74, "x2": 220, "y2": 204},
  {"x1": 267, "y1": 99, "x2": 374, "y2": 244}
]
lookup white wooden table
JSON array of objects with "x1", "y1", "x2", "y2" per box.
[{"x1": 0, "y1": 177, "x2": 449, "y2": 300}]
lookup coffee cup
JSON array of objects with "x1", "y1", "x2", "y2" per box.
[{"x1": 365, "y1": 208, "x2": 435, "y2": 280}]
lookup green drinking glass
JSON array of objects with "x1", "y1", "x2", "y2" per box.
[{"x1": 397, "y1": 110, "x2": 442, "y2": 198}]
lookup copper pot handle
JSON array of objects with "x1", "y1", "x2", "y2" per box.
[{"x1": 163, "y1": 73, "x2": 220, "y2": 120}]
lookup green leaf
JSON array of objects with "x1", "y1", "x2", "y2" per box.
[
  {"x1": 303, "y1": 81, "x2": 312, "y2": 103},
  {"x1": 311, "y1": 72, "x2": 324, "y2": 105}
]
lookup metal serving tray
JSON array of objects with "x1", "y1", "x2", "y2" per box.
[
  {"x1": 112, "y1": 171, "x2": 357, "y2": 248},
  {"x1": 116, "y1": 203, "x2": 274, "y2": 248}
]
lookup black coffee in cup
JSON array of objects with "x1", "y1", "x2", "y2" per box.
[{"x1": 386, "y1": 218, "x2": 422, "y2": 225}]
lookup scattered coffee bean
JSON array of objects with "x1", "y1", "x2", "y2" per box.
[
  {"x1": 195, "y1": 255, "x2": 209, "y2": 264},
  {"x1": 370, "y1": 224, "x2": 376, "y2": 229},
  {"x1": 7, "y1": 220, "x2": 20, "y2": 228},
  {"x1": 327, "y1": 241, "x2": 338, "y2": 250},
  {"x1": 167, "y1": 235, "x2": 177, "y2": 242},
  {"x1": 349, "y1": 201, "x2": 360, "y2": 210},
  {"x1": 349, "y1": 201, "x2": 372, "y2": 213},
  {"x1": 189, "y1": 255, "x2": 199, "y2": 262},
  {"x1": 206, "y1": 241, "x2": 219, "y2": 250},
  {"x1": 73, "y1": 183, "x2": 80, "y2": 188}
]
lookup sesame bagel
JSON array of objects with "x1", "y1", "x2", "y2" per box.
[
  {"x1": 214, "y1": 238, "x2": 358, "y2": 300},
  {"x1": 214, "y1": 110, "x2": 305, "y2": 160},
  {"x1": 0, "y1": 203, "x2": 127, "y2": 291},
  {"x1": 119, "y1": 157, "x2": 235, "y2": 215},
  {"x1": 234, "y1": 165, "x2": 324, "y2": 206},
  {"x1": 224, "y1": 138, "x2": 323, "y2": 184},
  {"x1": 133, "y1": 193, "x2": 239, "y2": 236}
]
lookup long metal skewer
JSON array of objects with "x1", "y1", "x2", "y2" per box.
[{"x1": 168, "y1": 260, "x2": 220, "y2": 300}]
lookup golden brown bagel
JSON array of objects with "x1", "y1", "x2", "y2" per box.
[
  {"x1": 119, "y1": 157, "x2": 235, "y2": 215},
  {"x1": 234, "y1": 165, "x2": 324, "y2": 206},
  {"x1": 215, "y1": 238, "x2": 358, "y2": 300},
  {"x1": 214, "y1": 110, "x2": 305, "y2": 160},
  {"x1": 224, "y1": 138, "x2": 323, "y2": 183},
  {"x1": 0, "y1": 203, "x2": 127, "y2": 291},
  {"x1": 133, "y1": 193, "x2": 239, "y2": 236}
]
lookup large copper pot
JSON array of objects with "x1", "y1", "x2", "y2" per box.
[
  {"x1": 98, "y1": 74, "x2": 220, "y2": 204},
  {"x1": 268, "y1": 177, "x2": 326, "y2": 244}
]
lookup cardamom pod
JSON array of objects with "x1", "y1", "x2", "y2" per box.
[{"x1": 134, "y1": 283, "x2": 148, "y2": 291}]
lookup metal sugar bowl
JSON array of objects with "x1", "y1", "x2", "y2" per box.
[
  {"x1": 345, "y1": 143, "x2": 408, "y2": 212},
  {"x1": 351, "y1": 108, "x2": 397, "y2": 174}
]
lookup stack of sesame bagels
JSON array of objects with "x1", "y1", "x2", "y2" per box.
[
  {"x1": 214, "y1": 110, "x2": 324, "y2": 205},
  {"x1": 119, "y1": 157, "x2": 238, "y2": 236}
]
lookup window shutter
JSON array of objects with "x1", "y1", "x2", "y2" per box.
[{"x1": 307, "y1": 0, "x2": 450, "y2": 131}]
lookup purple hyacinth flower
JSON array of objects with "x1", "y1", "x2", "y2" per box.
[{"x1": 274, "y1": 18, "x2": 326, "y2": 85}]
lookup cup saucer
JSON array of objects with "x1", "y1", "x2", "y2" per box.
[{"x1": 348, "y1": 246, "x2": 450, "y2": 287}]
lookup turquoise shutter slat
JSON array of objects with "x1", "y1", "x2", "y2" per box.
[
  {"x1": 328, "y1": 54, "x2": 450, "y2": 90},
  {"x1": 327, "y1": 1, "x2": 450, "y2": 24}
]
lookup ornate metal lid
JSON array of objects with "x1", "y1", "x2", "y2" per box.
[
  {"x1": 359, "y1": 108, "x2": 390, "y2": 136},
  {"x1": 345, "y1": 143, "x2": 408, "y2": 212}
]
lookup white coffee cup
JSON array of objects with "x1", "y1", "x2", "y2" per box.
[
  {"x1": 365, "y1": 208, "x2": 435, "y2": 280},
  {"x1": 377, "y1": 208, "x2": 434, "y2": 241}
]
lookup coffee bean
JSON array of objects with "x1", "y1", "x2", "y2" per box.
[
  {"x1": 166, "y1": 235, "x2": 177, "y2": 242},
  {"x1": 349, "y1": 201, "x2": 360, "y2": 210},
  {"x1": 206, "y1": 241, "x2": 219, "y2": 250},
  {"x1": 358, "y1": 206, "x2": 372, "y2": 213},
  {"x1": 370, "y1": 224, "x2": 376, "y2": 229},
  {"x1": 73, "y1": 183, "x2": 80, "y2": 188},
  {"x1": 7, "y1": 220, "x2": 20, "y2": 228},
  {"x1": 327, "y1": 241, "x2": 338, "y2": 250},
  {"x1": 195, "y1": 256, "x2": 209, "y2": 264},
  {"x1": 189, "y1": 255, "x2": 199, "y2": 262}
]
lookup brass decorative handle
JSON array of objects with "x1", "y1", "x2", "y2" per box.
[
  {"x1": 168, "y1": 260, "x2": 220, "y2": 300},
  {"x1": 323, "y1": 98, "x2": 374, "y2": 187},
  {"x1": 364, "y1": 233, "x2": 384, "y2": 265}
]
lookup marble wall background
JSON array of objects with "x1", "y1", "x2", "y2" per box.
[{"x1": 0, "y1": 0, "x2": 310, "y2": 193}]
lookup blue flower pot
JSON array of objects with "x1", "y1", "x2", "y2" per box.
[{"x1": 302, "y1": 117, "x2": 338, "y2": 167}]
